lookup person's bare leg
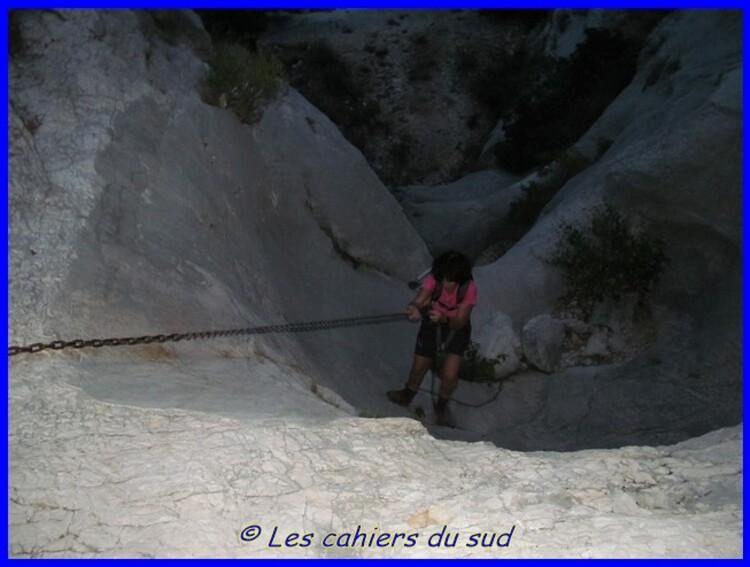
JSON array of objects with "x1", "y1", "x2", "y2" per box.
[
  {"x1": 435, "y1": 354, "x2": 462, "y2": 423},
  {"x1": 406, "y1": 354, "x2": 433, "y2": 392},
  {"x1": 439, "y1": 354, "x2": 462, "y2": 399},
  {"x1": 387, "y1": 354, "x2": 432, "y2": 406}
]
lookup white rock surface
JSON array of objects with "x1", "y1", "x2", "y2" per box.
[
  {"x1": 9, "y1": 9, "x2": 431, "y2": 411},
  {"x1": 8, "y1": 9, "x2": 742, "y2": 558},
  {"x1": 9, "y1": 355, "x2": 743, "y2": 558}
]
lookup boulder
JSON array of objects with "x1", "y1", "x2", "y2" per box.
[
  {"x1": 521, "y1": 314, "x2": 565, "y2": 373},
  {"x1": 582, "y1": 328, "x2": 610, "y2": 359},
  {"x1": 474, "y1": 311, "x2": 521, "y2": 379}
]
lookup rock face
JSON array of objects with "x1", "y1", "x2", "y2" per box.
[
  {"x1": 460, "y1": 9, "x2": 741, "y2": 447},
  {"x1": 257, "y1": 9, "x2": 532, "y2": 187},
  {"x1": 8, "y1": 9, "x2": 742, "y2": 558},
  {"x1": 397, "y1": 168, "x2": 524, "y2": 259},
  {"x1": 9, "y1": 9, "x2": 431, "y2": 410}
]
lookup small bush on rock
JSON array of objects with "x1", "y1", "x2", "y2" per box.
[
  {"x1": 550, "y1": 206, "x2": 667, "y2": 310},
  {"x1": 358, "y1": 407, "x2": 380, "y2": 418},
  {"x1": 434, "y1": 342, "x2": 506, "y2": 384},
  {"x1": 201, "y1": 42, "x2": 286, "y2": 124},
  {"x1": 459, "y1": 342, "x2": 507, "y2": 383}
]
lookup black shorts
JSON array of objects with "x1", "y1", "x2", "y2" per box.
[{"x1": 414, "y1": 318, "x2": 472, "y2": 359}]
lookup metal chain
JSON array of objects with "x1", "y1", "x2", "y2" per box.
[{"x1": 8, "y1": 312, "x2": 407, "y2": 357}]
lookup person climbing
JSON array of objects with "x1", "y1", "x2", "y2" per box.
[{"x1": 387, "y1": 250, "x2": 477, "y2": 426}]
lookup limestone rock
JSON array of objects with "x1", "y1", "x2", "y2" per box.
[
  {"x1": 9, "y1": 8, "x2": 431, "y2": 411},
  {"x1": 582, "y1": 328, "x2": 610, "y2": 359},
  {"x1": 474, "y1": 311, "x2": 521, "y2": 379},
  {"x1": 521, "y1": 314, "x2": 565, "y2": 373}
]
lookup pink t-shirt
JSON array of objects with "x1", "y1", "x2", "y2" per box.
[{"x1": 421, "y1": 274, "x2": 477, "y2": 318}]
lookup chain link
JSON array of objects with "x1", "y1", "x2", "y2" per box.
[{"x1": 8, "y1": 313, "x2": 407, "y2": 357}]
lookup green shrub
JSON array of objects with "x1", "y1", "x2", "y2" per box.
[
  {"x1": 435, "y1": 341, "x2": 506, "y2": 384},
  {"x1": 550, "y1": 205, "x2": 667, "y2": 309},
  {"x1": 459, "y1": 342, "x2": 507, "y2": 383},
  {"x1": 358, "y1": 408, "x2": 380, "y2": 418},
  {"x1": 201, "y1": 42, "x2": 286, "y2": 124}
]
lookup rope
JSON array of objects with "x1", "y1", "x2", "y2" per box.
[
  {"x1": 425, "y1": 365, "x2": 503, "y2": 409},
  {"x1": 425, "y1": 322, "x2": 504, "y2": 410},
  {"x1": 10, "y1": 310, "x2": 504, "y2": 409},
  {"x1": 8, "y1": 312, "x2": 407, "y2": 357},
  {"x1": 446, "y1": 382, "x2": 504, "y2": 409}
]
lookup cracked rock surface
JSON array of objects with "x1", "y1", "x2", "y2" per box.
[{"x1": 10, "y1": 355, "x2": 742, "y2": 557}]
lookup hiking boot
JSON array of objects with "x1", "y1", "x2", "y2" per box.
[
  {"x1": 435, "y1": 396, "x2": 451, "y2": 426},
  {"x1": 387, "y1": 387, "x2": 416, "y2": 406},
  {"x1": 436, "y1": 411, "x2": 452, "y2": 427}
]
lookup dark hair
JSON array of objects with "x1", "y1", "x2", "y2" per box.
[{"x1": 432, "y1": 250, "x2": 473, "y2": 284}]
